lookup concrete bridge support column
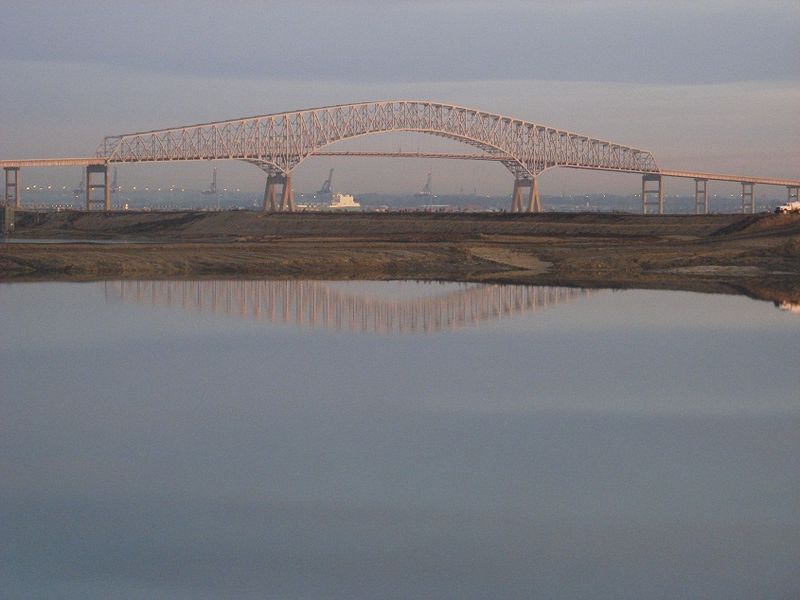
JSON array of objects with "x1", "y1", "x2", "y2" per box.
[
  {"x1": 511, "y1": 177, "x2": 541, "y2": 213},
  {"x1": 4, "y1": 167, "x2": 21, "y2": 208},
  {"x1": 1, "y1": 205, "x2": 14, "y2": 235},
  {"x1": 263, "y1": 173, "x2": 278, "y2": 212},
  {"x1": 787, "y1": 186, "x2": 798, "y2": 204},
  {"x1": 262, "y1": 171, "x2": 294, "y2": 212},
  {"x1": 527, "y1": 177, "x2": 541, "y2": 213},
  {"x1": 511, "y1": 179, "x2": 522, "y2": 212},
  {"x1": 694, "y1": 178, "x2": 708, "y2": 214},
  {"x1": 86, "y1": 164, "x2": 110, "y2": 211},
  {"x1": 641, "y1": 174, "x2": 663, "y2": 215},
  {"x1": 741, "y1": 182, "x2": 755, "y2": 214}
]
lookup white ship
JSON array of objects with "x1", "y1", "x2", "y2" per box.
[{"x1": 329, "y1": 192, "x2": 361, "y2": 210}]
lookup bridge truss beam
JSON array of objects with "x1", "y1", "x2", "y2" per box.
[
  {"x1": 99, "y1": 101, "x2": 660, "y2": 178},
  {"x1": 98, "y1": 100, "x2": 660, "y2": 213},
  {"x1": 3, "y1": 101, "x2": 798, "y2": 214}
]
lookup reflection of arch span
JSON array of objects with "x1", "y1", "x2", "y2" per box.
[{"x1": 105, "y1": 280, "x2": 594, "y2": 335}]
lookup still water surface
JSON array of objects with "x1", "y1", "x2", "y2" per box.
[{"x1": 1, "y1": 280, "x2": 798, "y2": 599}]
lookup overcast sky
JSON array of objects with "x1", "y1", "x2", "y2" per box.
[{"x1": 1, "y1": 0, "x2": 798, "y2": 195}]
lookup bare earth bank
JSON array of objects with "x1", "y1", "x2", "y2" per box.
[{"x1": 2, "y1": 211, "x2": 799, "y2": 304}]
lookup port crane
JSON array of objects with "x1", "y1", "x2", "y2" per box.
[
  {"x1": 317, "y1": 168, "x2": 334, "y2": 199},
  {"x1": 415, "y1": 172, "x2": 433, "y2": 197},
  {"x1": 202, "y1": 167, "x2": 218, "y2": 195},
  {"x1": 72, "y1": 173, "x2": 84, "y2": 199}
]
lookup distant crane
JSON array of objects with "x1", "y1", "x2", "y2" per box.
[
  {"x1": 317, "y1": 168, "x2": 334, "y2": 199},
  {"x1": 72, "y1": 173, "x2": 84, "y2": 199},
  {"x1": 415, "y1": 171, "x2": 433, "y2": 197},
  {"x1": 201, "y1": 167, "x2": 218, "y2": 195}
]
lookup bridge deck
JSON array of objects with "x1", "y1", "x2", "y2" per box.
[
  {"x1": 1, "y1": 157, "x2": 107, "y2": 168},
  {"x1": 2, "y1": 154, "x2": 798, "y2": 188},
  {"x1": 658, "y1": 169, "x2": 800, "y2": 187},
  {"x1": 315, "y1": 155, "x2": 799, "y2": 185}
]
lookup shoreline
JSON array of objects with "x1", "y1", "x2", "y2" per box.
[{"x1": 2, "y1": 210, "x2": 798, "y2": 305}]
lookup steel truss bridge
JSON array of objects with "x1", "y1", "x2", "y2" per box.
[
  {"x1": 105, "y1": 280, "x2": 593, "y2": 335},
  {"x1": 2, "y1": 100, "x2": 798, "y2": 214}
]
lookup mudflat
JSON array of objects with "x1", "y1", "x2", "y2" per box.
[{"x1": 2, "y1": 210, "x2": 799, "y2": 303}]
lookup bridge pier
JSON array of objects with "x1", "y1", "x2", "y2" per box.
[
  {"x1": 85, "y1": 164, "x2": 110, "y2": 211},
  {"x1": 741, "y1": 181, "x2": 755, "y2": 214},
  {"x1": 4, "y1": 167, "x2": 21, "y2": 208},
  {"x1": 641, "y1": 174, "x2": 663, "y2": 215},
  {"x1": 263, "y1": 171, "x2": 294, "y2": 212},
  {"x1": 263, "y1": 173, "x2": 277, "y2": 212},
  {"x1": 694, "y1": 178, "x2": 708, "y2": 214},
  {"x1": 511, "y1": 176, "x2": 541, "y2": 213},
  {"x1": 1, "y1": 205, "x2": 14, "y2": 235},
  {"x1": 787, "y1": 186, "x2": 798, "y2": 205}
]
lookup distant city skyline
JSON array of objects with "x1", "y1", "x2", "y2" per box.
[{"x1": 1, "y1": 1, "x2": 797, "y2": 196}]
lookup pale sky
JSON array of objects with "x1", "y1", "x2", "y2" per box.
[{"x1": 1, "y1": 0, "x2": 798, "y2": 195}]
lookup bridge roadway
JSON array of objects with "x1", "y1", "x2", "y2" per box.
[
  {"x1": 2, "y1": 100, "x2": 798, "y2": 214},
  {"x1": 2, "y1": 152, "x2": 798, "y2": 188},
  {"x1": 105, "y1": 280, "x2": 593, "y2": 335}
]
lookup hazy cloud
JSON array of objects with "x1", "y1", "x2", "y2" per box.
[
  {"x1": 1, "y1": 1, "x2": 797, "y2": 84},
  {"x1": 0, "y1": 1, "x2": 797, "y2": 193}
]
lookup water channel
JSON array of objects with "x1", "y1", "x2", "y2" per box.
[{"x1": 1, "y1": 280, "x2": 798, "y2": 599}]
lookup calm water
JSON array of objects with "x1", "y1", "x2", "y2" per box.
[{"x1": 1, "y1": 280, "x2": 798, "y2": 599}]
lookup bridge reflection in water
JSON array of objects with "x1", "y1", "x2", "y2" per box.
[{"x1": 104, "y1": 280, "x2": 594, "y2": 335}]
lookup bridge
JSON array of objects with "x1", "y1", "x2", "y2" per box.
[
  {"x1": 3, "y1": 100, "x2": 798, "y2": 214},
  {"x1": 105, "y1": 280, "x2": 594, "y2": 335}
]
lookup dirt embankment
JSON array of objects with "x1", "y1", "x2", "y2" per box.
[{"x1": 2, "y1": 210, "x2": 799, "y2": 304}]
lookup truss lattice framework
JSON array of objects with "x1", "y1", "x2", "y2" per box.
[{"x1": 97, "y1": 101, "x2": 659, "y2": 178}]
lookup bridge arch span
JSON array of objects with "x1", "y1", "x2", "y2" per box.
[
  {"x1": 249, "y1": 126, "x2": 528, "y2": 178},
  {"x1": 99, "y1": 100, "x2": 660, "y2": 212},
  {"x1": 245, "y1": 125, "x2": 529, "y2": 211}
]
